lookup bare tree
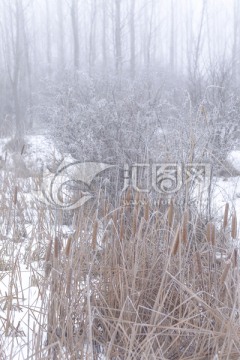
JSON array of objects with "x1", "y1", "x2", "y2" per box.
[
  {"x1": 71, "y1": 0, "x2": 80, "y2": 70},
  {"x1": 232, "y1": 0, "x2": 240, "y2": 86},
  {"x1": 102, "y1": 0, "x2": 108, "y2": 71},
  {"x1": 115, "y1": 0, "x2": 122, "y2": 76},
  {"x1": 1, "y1": 0, "x2": 28, "y2": 140},
  {"x1": 46, "y1": 0, "x2": 52, "y2": 77},
  {"x1": 130, "y1": 0, "x2": 135, "y2": 79},
  {"x1": 57, "y1": 0, "x2": 65, "y2": 71},
  {"x1": 170, "y1": 0, "x2": 175, "y2": 70},
  {"x1": 89, "y1": 0, "x2": 97, "y2": 75}
]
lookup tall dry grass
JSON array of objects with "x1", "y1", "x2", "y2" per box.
[
  {"x1": 43, "y1": 192, "x2": 240, "y2": 359},
  {"x1": 0, "y1": 168, "x2": 239, "y2": 359}
]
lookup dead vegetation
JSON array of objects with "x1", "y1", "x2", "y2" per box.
[{"x1": 0, "y1": 166, "x2": 239, "y2": 359}]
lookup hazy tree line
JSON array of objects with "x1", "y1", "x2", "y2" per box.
[{"x1": 0, "y1": 0, "x2": 239, "y2": 165}]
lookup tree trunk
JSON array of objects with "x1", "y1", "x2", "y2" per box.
[
  {"x1": 71, "y1": 0, "x2": 80, "y2": 70},
  {"x1": 115, "y1": 0, "x2": 122, "y2": 76},
  {"x1": 102, "y1": 0, "x2": 108, "y2": 71},
  {"x1": 57, "y1": 0, "x2": 65, "y2": 71},
  {"x1": 130, "y1": 0, "x2": 135, "y2": 80},
  {"x1": 46, "y1": 0, "x2": 52, "y2": 77}
]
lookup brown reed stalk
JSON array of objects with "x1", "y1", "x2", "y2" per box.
[
  {"x1": 144, "y1": 199, "x2": 150, "y2": 222},
  {"x1": 206, "y1": 222, "x2": 215, "y2": 245},
  {"x1": 232, "y1": 248, "x2": 238, "y2": 268},
  {"x1": 182, "y1": 209, "x2": 189, "y2": 244},
  {"x1": 65, "y1": 236, "x2": 72, "y2": 257},
  {"x1": 125, "y1": 186, "x2": 132, "y2": 205},
  {"x1": 195, "y1": 251, "x2": 203, "y2": 274},
  {"x1": 134, "y1": 191, "x2": 140, "y2": 212},
  {"x1": 45, "y1": 238, "x2": 53, "y2": 262},
  {"x1": 171, "y1": 225, "x2": 180, "y2": 256},
  {"x1": 231, "y1": 211, "x2": 237, "y2": 239},
  {"x1": 223, "y1": 202, "x2": 229, "y2": 230},
  {"x1": 92, "y1": 220, "x2": 98, "y2": 250}
]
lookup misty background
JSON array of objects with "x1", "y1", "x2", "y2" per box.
[{"x1": 0, "y1": 0, "x2": 239, "y2": 167}]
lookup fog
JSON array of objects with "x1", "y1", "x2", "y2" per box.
[{"x1": 0, "y1": 0, "x2": 239, "y2": 161}]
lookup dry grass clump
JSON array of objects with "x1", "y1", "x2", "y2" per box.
[
  {"x1": 0, "y1": 162, "x2": 239, "y2": 359},
  {"x1": 43, "y1": 195, "x2": 240, "y2": 359}
]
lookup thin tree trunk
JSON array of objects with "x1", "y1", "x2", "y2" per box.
[
  {"x1": 57, "y1": 0, "x2": 65, "y2": 71},
  {"x1": 46, "y1": 0, "x2": 52, "y2": 77},
  {"x1": 232, "y1": 0, "x2": 240, "y2": 85},
  {"x1": 115, "y1": 0, "x2": 122, "y2": 76},
  {"x1": 71, "y1": 0, "x2": 80, "y2": 70},
  {"x1": 102, "y1": 0, "x2": 107, "y2": 70},
  {"x1": 130, "y1": 0, "x2": 135, "y2": 80},
  {"x1": 89, "y1": 0, "x2": 97, "y2": 75},
  {"x1": 170, "y1": 0, "x2": 175, "y2": 70}
]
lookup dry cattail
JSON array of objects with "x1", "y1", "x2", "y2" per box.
[
  {"x1": 231, "y1": 211, "x2": 237, "y2": 239},
  {"x1": 220, "y1": 261, "x2": 231, "y2": 284},
  {"x1": 195, "y1": 251, "x2": 203, "y2": 274},
  {"x1": 223, "y1": 202, "x2": 229, "y2": 230},
  {"x1": 144, "y1": 199, "x2": 150, "y2": 222},
  {"x1": 206, "y1": 222, "x2": 215, "y2": 245},
  {"x1": 65, "y1": 236, "x2": 72, "y2": 257},
  {"x1": 92, "y1": 220, "x2": 98, "y2": 250},
  {"x1": 125, "y1": 186, "x2": 132, "y2": 205},
  {"x1": 233, "y1": 248, "x2": 238, "y2": 268},
  {"x1": 171, "y1": 225, "x2": 180, "y2": 256},
  {"x1": 134, "y1": 190, "x2": 140, "y2": 208},
  {"x1": 54, "y1": 236, "x2": 59, "y2": 258},
  {"x1": 45, "y1": 262, "x2": 52, "y2": 278},
  {"x1": 13, "y1": 186, "x2": 18, "y2": 205},
  {"x1": 45, "y1": 238, "x2": 53, "y2": 262},
  {"x1": 182, "y1": 210, "x2": 189, "y2": 244},
  {"x1": 211, "y1": 223, "x2": 216, "y2": 245},
  {"x1": 168, "y1": 200, "x2": 174, "y2": 228}
]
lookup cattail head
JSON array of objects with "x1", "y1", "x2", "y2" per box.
[
  {"x1": 223, "y1": 202, "x2": 229, "y2": 230},
  {"x1": 231, "y1": 211, "x2": 237, "y2": 239},
  {"x1": 144, "y1": 199, "x2": 150, "y2": 222},
  {"x1": 233, "y1": 248, "x2": 238, "y2": 268},
  {"x1": 171, "y1": 225, "x2": 180, "y2": 256},
  {"x1": 125, "y1": 186, "x2": 132, "y2": 205},
  {"x1": 195, "y1": 251, "x2": 202, "y2": 274},
  {"x1": 54, "y1": 236, "x2": 59, "y2": 258},
  {"x1": 45, "y1": 238, "x2": 53, "y2": 262},
  {"x1": 206, "y1": 222, "x2": 216, "y2": 245},
  {"x1": 65, "y1": 236, "x2": 72, "y2": 257}
]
